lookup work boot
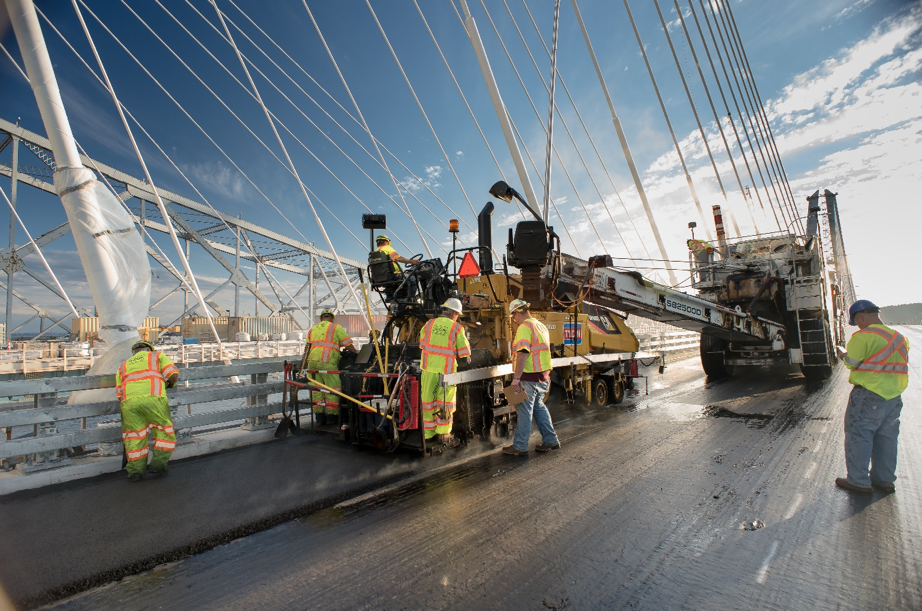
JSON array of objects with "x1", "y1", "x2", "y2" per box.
[
  {"x1": 147, "y1": 467, "x2": 168, "y2": 479},
  {"x1": 502, "y1": 445, "x2": 528, "y2": 456},
  {"x1": 834, "y1": 477, "x2": 872, "y2": 493},
  {"x1": 535, "y1": 441, "x2": 561, "y2": 452},
  {"x1": 871, "y1": 480, "x2": 896, "y2": 493},
  {"x1": 127, "y1": 473, "x2": 144, "y2": 483}
]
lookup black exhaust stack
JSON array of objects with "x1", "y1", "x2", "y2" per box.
[{"x1": 478, "y1": 202, "x2": 494, "y2": 274}]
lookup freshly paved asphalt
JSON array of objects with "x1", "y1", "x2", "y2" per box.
[{"x1": 3, "y1": 328, "x2": 921, "y2": 611}]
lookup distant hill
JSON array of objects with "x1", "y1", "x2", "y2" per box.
[{"x1": 880, "y1": 303, "x2": 922, "y2": 325}]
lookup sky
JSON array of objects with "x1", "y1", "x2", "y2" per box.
[{"x1": 0, "y1": 0, "x2": 920, "y2": 335}]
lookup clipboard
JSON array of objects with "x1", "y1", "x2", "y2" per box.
[{"x1": 503, "y1": 384, "x2": 527, "y2": 406}]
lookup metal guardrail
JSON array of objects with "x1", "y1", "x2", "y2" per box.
[
  {"x1": 637, "y1": 331, "x2": 700, "y2": 354},
  {"x1": 0, "y1": 340, "x2": 305, "y2": 376},
  {"x1": 0, "y1": 360, "x2": 288, "y2": 470}
]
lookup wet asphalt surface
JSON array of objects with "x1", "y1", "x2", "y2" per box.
[{"x1": 6, "y1": 327, "x2": 921, "y2": 611}]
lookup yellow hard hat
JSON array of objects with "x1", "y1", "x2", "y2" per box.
[
  {"x1": 376, "y1": 234, "x2": 390, "y2": 243},
  {"x1": 320, "y1": 309, "x2": 336, "y2": 319},
  {"x1": 132, "y1": 340, "x2": 155, "y2": 352},
  {"x1": 509, "y1": 299, "x2": 530, "y2": 314}
]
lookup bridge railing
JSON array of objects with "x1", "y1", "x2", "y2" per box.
[
  {"x1": 637, "y1": 331, "x2": 700, "y2": 355},
  {"x1": 0, "y1": 340, "x2": 305, "y2": 375},
  {"x1": 0, "y1": 360, "x2": 290, "y2": 478}
]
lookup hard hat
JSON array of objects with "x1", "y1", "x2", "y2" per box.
[
  {"x1": 132, "y1": 340, "x2": 155, "y2": 352},
  {"x1": 509, "y1": 299, "x2": 530, "y2": 314},
  {"x1": 320, "y1": 308, "x2": 336, "y2": 319},
  {"x1": 376, "y1": 234, "x2": 390, "y2": 243},
  {"x1": 441, "y1": 298, "x2": 463, "y2": 314},
  {"x1": 848, "y1": 299, "x2": 879, "y2": 325}
]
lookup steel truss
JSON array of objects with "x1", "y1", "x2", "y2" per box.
[{"x1": 0, "y1": 118, "x2": 381, "y2": 339}]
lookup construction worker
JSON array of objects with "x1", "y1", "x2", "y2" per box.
[
  {"x1": 419, "y1": 298, "x2": 471, "y2": 445},
  {"x1": 687, "y1": 238, "x2": 714, "y2": 282},
  {"x1": 116, "y1": 340, "x2": 180, "y2": 482},
  {"x1": 833, "y1": 300, "x2": 910, "y2": 494},
  {"x1": 306, "y1": 309, "x2": 358, "y2": 425},
  {"x1": 503, "y1": 299, "x2": 560, "y2": 456},
  {"x1": 375, "y1": 234, "x2": 416, "y2": 274}
]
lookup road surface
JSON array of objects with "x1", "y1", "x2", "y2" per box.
[{"x1": 8, "y1": 327, "x2": 922, "y2": 610}]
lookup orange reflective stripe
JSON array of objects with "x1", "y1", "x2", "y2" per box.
[
  {"x1": 122, "y1": 426, "x2": 150, "y2": 440},
  {"x1": 153, "y1": 439, "x2": 176, "y2": 450}
]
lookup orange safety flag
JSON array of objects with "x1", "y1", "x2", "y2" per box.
[{"x1": 458, "y1": 252, "x2": 481, "y2": 278}]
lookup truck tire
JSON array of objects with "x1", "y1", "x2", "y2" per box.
[
  {"x1": 591, "y1": 376, "x2": 610, "y2": 406},
  {"x1": 612, "y1": 378, "x2": 625, "y2": 404},
  {"x1": 700, "y1": 333, "x2": 734, "y2": 379}
]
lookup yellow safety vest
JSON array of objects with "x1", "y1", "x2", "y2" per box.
[
  {"x1": 377, "y1": 244, "x2": 401, "y2": 274},
  {"x1": 843, "y1": 324, "x2": 909, "y2": 400},
  {"x1": 116, "y1": 350, "x2": 179, "y2": 401},
  {"x1": 513, "y1": 317, "x2": 552, "y2": 373},
  {"x1": 307, "y1": 321, "x2": 353, "y2": 367},
  {"x1": 419, "y1": 316, "x2": 471, "y2": 374},
  {"x1": 687, "y1": 240, "x2": 713, "y2": 255}
]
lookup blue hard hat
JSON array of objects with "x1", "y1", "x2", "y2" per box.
[{"x1": 848, "y1": 299, "x2": 879, "y2": 325}]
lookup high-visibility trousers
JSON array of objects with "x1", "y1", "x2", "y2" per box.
[
  {"x1": 420, "y1": 371, "x2": 456, "y2": 439},
  {"x1": 308, "y1": 360, "x2": 341, "y2": 417},
  {"x1": 121, "y1": 395, "x2": 176, "y2": 475}
]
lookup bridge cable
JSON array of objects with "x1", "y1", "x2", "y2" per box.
[
  {"x1": 501, "y1": 0, "x2": 641, "y2": 266},
  {"x1": 72, "y1": 0, "x2": 226, "y2": 351},
  {"x1": 671, "y1": 0, "x2": 759, "y2": 233},
  {"x1": 685, "y1": 0, "x2": 781, "y2": 232}
]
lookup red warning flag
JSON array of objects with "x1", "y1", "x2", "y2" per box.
[{"x1": 458, "y1": 252, "x2": 481, "y2": 278}]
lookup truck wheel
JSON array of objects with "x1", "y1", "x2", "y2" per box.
[
  {"x1": 700, "y1": 333, "x2": 734, "y2": 379},
  {"x1": 612, "y1": 378, "x2": 625, "y2": 404},
  {"x1": 591, "y1": 377, "x2": 610, "y2": 406}
]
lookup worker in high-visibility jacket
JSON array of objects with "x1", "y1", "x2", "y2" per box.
[
  {"x1": 503, "y1": 299, "x2": 561, "y2": 456},
  {"x1": 116, "y1": 340, "x2": 180, "y2": 482},
  {"x1": 419, "y1": 298, "x2": 471, "y2": 444},
  {"x1": 687, "y1": 239, "x2": 714, "y2": 283},
  {"x1": 834, "y1": 300, "x2": 910, "y2": 494},
  {"x1": 306, "y1": 309, "x2": 358, "y2": 425},
  {"x1": 503, "y1": 299, "x2": 560, "y2": 456},
  {"x1": 375, "y1": 234, "x2": 415, "y2": 274}
]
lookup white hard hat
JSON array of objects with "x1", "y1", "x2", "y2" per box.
[
  {"x1": 442, "y1": 297, "x2": 463, "y2": 314},
  {"x1": 509, "y1": 299, "x2": 530, "y2": 314}
]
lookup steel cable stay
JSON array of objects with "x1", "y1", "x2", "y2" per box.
[
  {"x1": 671, "y1": 0, "x2": 759, "y2": 234},
  {"x1": 476, "y1": 0, "x2": 606, "y2": 258},
  {"x1": 302, "y1": 2, "x2": 433, "y2": 261},
  {"x1": 723, "y1": 2, "x2": 803, "y2": 234},
  {"x1": 366, "y1": 0, "x2": 481, "y2": 227},
  {"x1": 449, "y1": 1, "x2": 584, "y2": 258},
  {"x1": 652, "y1": 0, "x2": 742, "y2": 238},
  {"x1": 209, "y1": 1, "x2": 369, "y2": 319},
  {"x1": 696, "y1": 0, "x2": 786, "y2": 232},
  {"x1": 180, "y1": 0, "x2": 470, "y2": 253},
  {"x1": 498, "y1": 0, "x2": 641, "y2": 266},
  {"x1": 622, "y1": 0, "x2": 714, "y2": 245},
  {"x1": 685, "y1": 0, "x2": 781, "y2": 232},
  {"x1": 42, "y1": 7, "x2": 373, "y2": 324},
  {"x1": 72, "y1": 0, "x2": 227, "y2": 352},
  {"x1": 414, "y1": 0, "x2": 529, "y2": 225},
  {"x1": 569, "y1": 0, "x2": 675, "y2": 285},
  {"x1": 515, "y1": 0, "x2": 655, "y2": 263},
  {"x1": 128, "y1": 0, "x2": 430, "y2": 260},
  {"x1": 222, "y1": 0, "x2": 487, "y2": 243},
  {"x1": 710, "y1": 2, "x2": 796, "y2": 231}
]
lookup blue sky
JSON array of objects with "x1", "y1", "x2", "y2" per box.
[{"x1": 0, "y1": 0, "x2": 920, "y2": 333}]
